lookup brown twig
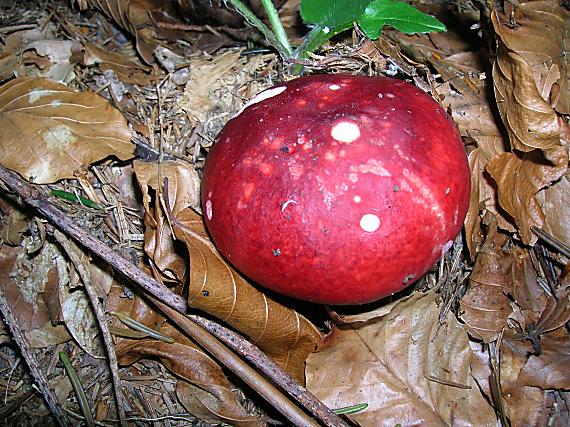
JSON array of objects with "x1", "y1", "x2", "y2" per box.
[
  {"x1": 0, "y1": 164, "x2": 349, "y2": 427},
  {"x1": 52, "y1": 229, "x2": 127, "y2": 427},
  {"x1": 151, "y1": 297, "x2": 319, "y2": 427},
  {"x1": 0, "y1": 280, "x2": 68, "y2": 426}
]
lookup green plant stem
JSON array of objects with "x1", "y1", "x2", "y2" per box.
[
  {"x1": 290, "y1": 23, "x2": 352, "y2": 74},
  {"x1": 225, "y1": 0, "x2": 291, "y2": 57},
  {"x1": 260, "y1": 0, "x2": 292, "y2": 55}
]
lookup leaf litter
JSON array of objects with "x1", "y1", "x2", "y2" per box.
[{"x1": 0, "y1": 0, "x2": 568, "y2": 426}]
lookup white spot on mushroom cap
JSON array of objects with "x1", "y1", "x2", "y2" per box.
[
  {"x1": 331, "y1": 122, "x2": 360, "y2": 143},
  {"x1": 360, "y1": 214, "x2": 380, "y2": 232},
  {"x1": 329, "y1": 84, "x2": 341, "y2": 90},
  {"x1": 234, "y1": 86, "x2": 287, "y2": 118},
  {"x1": 205, "y1": 200, "x2": 213, "y2": 220},
  {"x1": 353, "y1": 195, "x2": 362, "y2": 203}
]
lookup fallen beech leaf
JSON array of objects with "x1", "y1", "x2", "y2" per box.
[
  {"x1": 465, "y1": 137, "x2": 513, "y2": 256},
  {"x1": 459, "y1": 223, "x2": 513, "y2": 342},
  {"x1": 0, "y1": 77, "x2": 133, "y2": 183},
  {"x1": 108, "y1": 286, "x2": 262, "y2": 426},
  {"x1": 83, "y1": 43, "x2": 152, "y2": 86},
  {"x1": 306, "y1": 291, "x2": 496, "y2": 426},
  {"x1": 79, "y1": 0, "x2": 182, "y2": 64},
  {"x1": 117, "y1": 325, "x2": 264, "y2": 426},
  {"x1": 491, "y1": 4, "x2": 569, "y2": 151},
  {"x1": 517, "y1": 329, "x2": 570, "y2": 390},
  {"x1": 539, "y1": 175, "x2": 570, "y2": 250},
  {"x1": 179, "y1": 51, "x2": 242, "y2": 122},
  {"x1": 491, "y1": 3, "x2": 569, "y2": 115},
  {"x1": 511, "y1": 247, "x2": 548, "y2": 325},
  {"x1": 501, "y1": 336, "x2": 570, "y2": 426},
  {"x1": 0, "y1": 242, "x2": 62, "y2": 332},
  {"x1": 173, "y1": 208, "x2": 322, "y2": 383},
  {"x1": 135, "y1": 160, "x2": 200, "y2": 283},
  {"x1": 486, "y1": 146, "x2": 568, "y2": 244},
  {"x1": 59, "y1": 281, "x2": 104, "y2": 358},
  {"x1": 134, "y1": 161, "x2": 323, "y2": 382}
]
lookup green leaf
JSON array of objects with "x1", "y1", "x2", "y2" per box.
[
  {"x1": 358, "y1": 0, "x2": 446, "y2": 39},
  {"x1": 300, "y1": 0, "x2": 370, "y2": 29}
]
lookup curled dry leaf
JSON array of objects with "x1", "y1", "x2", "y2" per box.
[
  {"x1": 0, "y1": 77, "x2": 133, "y2": 184},
  {"x1": 465, "y1": 137, "x2": 513, "y2": 255},
  {"x1": 539, "y1": 175, "x2": 570, "y2": 251},
  {"x1": 501, "y1": 336, "x2": 570, "y2": 426},
  {"x1": 491, "y1": 4, "x2": 569, "y2": 151},
  {"x1": 510, "y1": 247, "x2": 548, "y2": 325},
  {"x1": 107, "y1": 285, "x2": 263, "y2": 426},
  {"x1": 459, "y1": 222, "x2": 513, "y2": 342},
  {"x1": 306, "y1": 291, "x2": 496, "y2": 426},
  {"x1": 83, "y1": 43, "x2": 152, "y2": 86},
  {"x1": 173, "y1": 208, "x2": 323, "y2": 383},
  {"x1": 492, "y1": 3, "x2": 569, "y2": 115},
  {"x1": 134, "y1": 160, "x2": 200, "y2": 283},
  {"x1": 133, "y1": 160, "x2": 322, "y2": 383},
  {"x1": 486, "y1": 146, "x2": 568, "y2": 245},
  {"x1": 517, "y1": 328, "x2": 570, "y2": 390},
  {"x1": 78, "y1": 0, "x2": 176, "y2": 63}
]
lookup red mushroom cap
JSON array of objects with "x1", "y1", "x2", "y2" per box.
[{"x1": 201, "y1": 74, "x2": 470, "y2": 305}]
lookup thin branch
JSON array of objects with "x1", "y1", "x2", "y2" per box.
[
  {"x1": 0, "y1": 281, "x2": 68, "y2": 426},
  {"x1": 0, "y1": 164, "x2": 349, "y2": 427},
  {"x1": 52, "y1": 229, "x2": 127, "y2": 427},
  {"x1": 151, "y1": 297, "x2": 319, "y2": 427}
]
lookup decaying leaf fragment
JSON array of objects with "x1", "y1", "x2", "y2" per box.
[
  {"x1": 459, "y1": 222, "x2": 513, "y2": 342},
  {"x1": 0, "y1": 77, "x2": 133, "y2": 183},
  {"x1": 306, "y1": 292, "x2": 496, "y2": 426},
  {"x1": 133, "y1": 160, "x2": 322, "y2": 383},
  {"x1": 107, "y1": 285, "x2": 264, "y2": 426},
  {"x1": 486, "y1": 146, "x2": 568, "y2": 244},
  {"x1": 491, "y1": 5, "x2": 569, "y2": 151},
  {"x1": 173, "y1": 208, "x2": 323, "y2": 383}
]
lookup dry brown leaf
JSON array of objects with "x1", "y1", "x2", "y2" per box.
[
  {"x1": 0, "y1": 77, "x2": 133, "y2": 183},
  {"x1": 511, "y1": 247, "x2": 548, "y2": 325},
  {"x1": 491, "y1": 4, "x2": 569, "y2": 151},
  {"x1": 135, "y1": 160, "x2": 200, "y2": 283},
  {"x1": 306, "y1": 291, "x2": 496, "y2": 426},
  {"x1": 539, "y1": 175, "x2": 570, "y2": 250},
  {"x1": 133, "y1": 161, "x2": 322, "y2": 383},
  {"x1": 465, "y1": 137, "x2": 513, "y2": 255},
  {"x1": 108, "y1": 286, "x2": 263, "y2": 426},
  {"x1": 486, "y1": 146, "x2": 568, "y2": 244},
  {"x1": 501, "y1": 336, "x2": 570, "y2": 426},
  {"x1": 179, "y1": 51, "x2": 242, "y2": 122},
  {"x1": 535, "y1": 286, "x2": 570, "y2": 335},
  {"x1": 459, "y1": 223, "x2": 513, "y2": 342},
  {"x1": 492, "y1": 3, "x2": 569, "y2": 115},
  {"x1": 173, "y1": 208, "x2": 323, "y2": 383},
  {"x1": 517, "y1": 328, "x2": 570, "y2": 390},
  {"x1": 83, "y1": 43, "x2": 152, "y2": 86},
  {"x1": 0, "y1": 245, "x2": 51, "y2": 331},
  {"x1": 78, "y1": 0, "x2": 170, "y2": 63}
]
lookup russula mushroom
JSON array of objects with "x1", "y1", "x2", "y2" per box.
[{"x1": 201, "y1": 74, "x2": 470, "y2": 305}]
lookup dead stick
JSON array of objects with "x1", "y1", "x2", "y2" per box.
[
  {"x1": 151, "y1": 297, "x2": 319, "y2": 427},
  {"x1": 0, "y1": 165, "x2": 349, "y2": 427},
  {"x1": 0, "y1": 284, "x2": 68, "y2": 426},
  {"x1": 52, "y1": 229, "x2": 127, "y2": 427}
]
